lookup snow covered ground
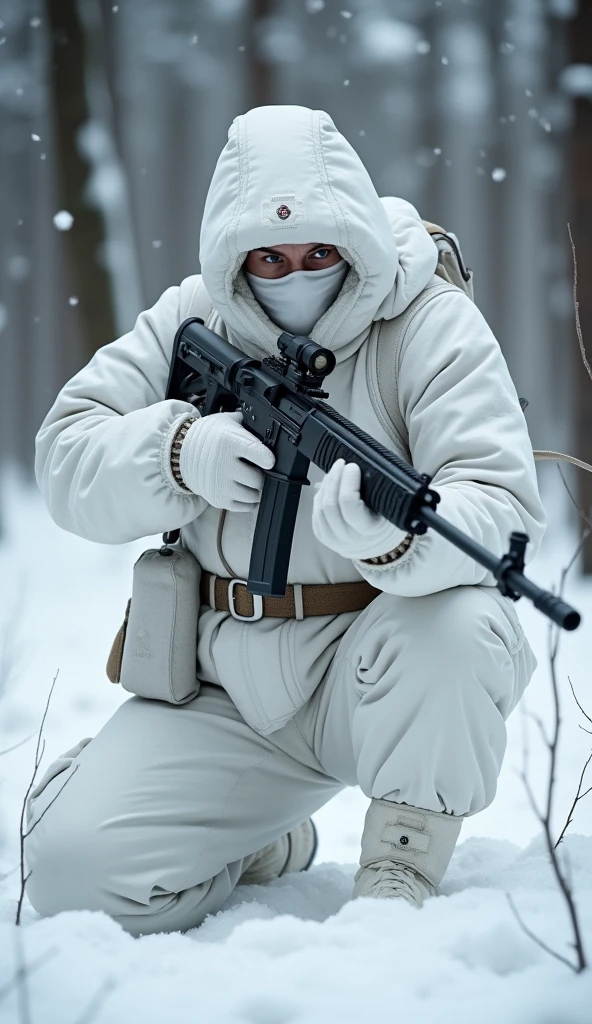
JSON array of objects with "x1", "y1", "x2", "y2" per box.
[{"x1": 0, "y1": 469, "x2": 591, "y2": 1022}]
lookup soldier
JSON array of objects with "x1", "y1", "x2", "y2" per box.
[{"x1": 26, "y1": 106, "x2": 545, "y2": 935}]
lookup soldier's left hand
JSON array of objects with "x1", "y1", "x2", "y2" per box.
[{"x1": 312, "y1": 459, "x2": 408, "y2": 561}]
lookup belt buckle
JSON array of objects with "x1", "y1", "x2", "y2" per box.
[{"x1": 228, "y1": 579, "x2": 263, "y2": 622}]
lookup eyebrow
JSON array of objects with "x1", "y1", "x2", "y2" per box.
[{"x1": 254, "y1": 244, "x2": 330, "y2": 255}]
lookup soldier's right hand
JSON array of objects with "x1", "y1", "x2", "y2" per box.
[{"x1": 178, "y1": 410, "x2": 275, "y2": 511}]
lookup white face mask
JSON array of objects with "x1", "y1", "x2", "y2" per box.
[{"x1": 245, "y1": 259, "x2": 349, "y2": 337}]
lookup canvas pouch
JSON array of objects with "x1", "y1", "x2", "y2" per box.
[{"x1": 106, "y1": 536, "x2": 201, "y2": 704}]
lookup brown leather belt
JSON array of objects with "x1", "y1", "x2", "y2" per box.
[{"x1": 200, "y1": 572, "x2": 381, "y2": 621}]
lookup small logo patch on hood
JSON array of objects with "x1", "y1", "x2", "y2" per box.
[{"x1": 261, "y1": 193, "x2": 306, "y2": 230}]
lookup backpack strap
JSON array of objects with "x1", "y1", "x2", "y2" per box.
[
  {"x1": 368, "y1": 280, "x2": 456, "y2": 455},
  {"x1": 422, "y1": 221, "x2": 474, "y2": 301},
  {"x1": 185, "y1": 275, "x2": 214, "y2": 324}
]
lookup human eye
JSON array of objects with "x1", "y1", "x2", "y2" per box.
[
  {"x1": 312, "y1": 247, "x2": 332, "y2": 259},
  {"x1": 263, "y1": 253, "x2": 282, "y2": 264}
]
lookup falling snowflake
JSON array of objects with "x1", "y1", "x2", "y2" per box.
[
  {"x1": 152, "y1": 240, "x2": 162, "y2": 249},
  {"x1": 343, "y1": 79, "x2": 350, "y2": 86},
  {"x1": 340, "y1": 10, "x2": 353, "y2": 17},
  {"x1": 359, "y1": 130, "x2": 365, "y2": 136},
  {"x1": 69, "y1": 296, "x2": 79, "y2": 306},
  {"x1": 30, "y1": 17, "x2": 41, "y2": 27},
  {"x1": 40, "y1": 153, "x2": 46, "y2": 160},
  {"x1": 190, "y1": 35, "x2": 198, "y2": 44},
  {"x1": 53, "y1": 210, "x2": 74, "y2": 231},
  {"x1": 305, "y1": 0, "x2": 325, "y2": 11},
  {"x1": 31, "y1": 134, "x2": 40, "y2": 141},
  {"x1": 492, "y1": 167, "x2": 507, "y2": 182},
  {"x1": 238, "y1": 45, "x2": 245, "y2": 51},
  {"x1": 434, "y1": 147, "x2": 442, "y2": 155},
  {"x1": 441, "y1": 55, "x2": 449, "y2": 65},
  {"x1": 416, "y1": 40, "x2": 431, "y2": 54},
  {"x1": 8, "y1": 255, "x2": 29, "y2": 281},
  {"x1": 0, "y1": 303, "x2": 7, "y2": 333}
]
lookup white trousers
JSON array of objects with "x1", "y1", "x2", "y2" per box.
[{"x1": 25, "y1": 586, "x2": 535, "y2": 936}]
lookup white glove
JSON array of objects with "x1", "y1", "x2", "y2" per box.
[
  {"x1": 312, "y1": 459, "x2": 408, "y2": 560},
  {"x1": 179, "y1": 410, "x2": 275, "y2": 512}
]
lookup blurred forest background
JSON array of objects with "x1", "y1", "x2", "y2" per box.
[{"x1": 0, "y1": 0, "x2": 591, "y2": 564}]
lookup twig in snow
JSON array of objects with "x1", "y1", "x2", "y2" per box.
[
  {"x1": 568, "y1": 676, "x2": 592, "y2": 736},
  {"x1": 568, "y1": 223, "x2": 592, "y2": 385},
  {"x1": 16, "y1": 670, "x2": 59, "y2": 925},
  {"x1": 0, "y1": 948, "x2": 56, "y2": 1009},
  {"x1": 0, "y1": 733, "x2": 37, "y2": 757},
  {"x1": 0, "y1": 863, "x2": 19, "y2": 884},
  {"x1": 554, "y1": 673, "x2": 592, "y2": 845},
  {"x1": 14, "y1": 929, "x2": 31, "y2": 1024},
  {"x1": 557, "y1": 464, "x2": 592, "y2": 536},
  {"x1": 509, "y1": 535, "x2": 588, "y2": 973},
  {"x1": 506, "y1": 893, "x2": 577, "y2": 973},
  {"x1": 73, "y1": 976, "x2": 118, "y2": 1024},
  {"x1": 555, "y1": 751, "x2": 592, "y2": 849}
]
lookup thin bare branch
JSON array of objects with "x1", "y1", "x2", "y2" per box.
[
  {"x1": 73, "y1": 976, "x2": 118, "y2": 1024},
  {"x1": 526, "y1": 710, "x2": 552, "y2": 751},
  {"x1": 16, "y1": 670, "x2": 60, "y2": 925},
  {"x1": 15, "y1": 929, "x2": 31, "y2": 1024},
  {"x1": 506, "y1": 893, "x2": 578, "y2": 973},
  {"x1": 0, "y1": 947, "x2": 56, "y2": 1008},
  {"x1": 555, "y1": 751, "x2": 592, "y2": 847},
  {"x1": 557, "y1": 466, "x2": 592, "y2": 533},
  {"x1": 23, "y1": 764, "x2": 79, "y2": 839},
  {"x1": 0, "y1": 732, "x2": 37, "y2": 758},
  {"x1": 568, "y1": 676, "x2": 592, "y2": 727},
  {"x1": 512, "y1": 527, "x2": 588, "y2": 972},
  {"x1": 0, "y1": 863, "x2": 19, "y2": 884},
  {"x1": 568, "y1": 223, "x2": 592, "y2": 384}
]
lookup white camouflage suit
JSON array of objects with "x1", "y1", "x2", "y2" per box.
[{"x1": 26, "y1": 106, "x2": 546, "y2": 934}]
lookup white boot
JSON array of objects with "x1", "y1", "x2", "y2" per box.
[
  {"x1": 354, "y1": 799, "x2": 462, "y2": 908},
  {"x1": 239, "y1": 819, "x2": 318, "y2": 885}
]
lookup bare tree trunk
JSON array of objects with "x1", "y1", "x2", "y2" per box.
[
  {"x1": 45, "y1": 0, "x2": 116, "y2": 360},
  {"x1": 249, "y1": 0, "x2": 273, "y2": 110},
  {"x1": 569, "y1": 2, "x2": 592, "y2": 571}
]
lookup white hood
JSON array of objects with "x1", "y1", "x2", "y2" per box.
[{"x1": 199, "y1": 105, "x2": 438, "y2": 362}]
